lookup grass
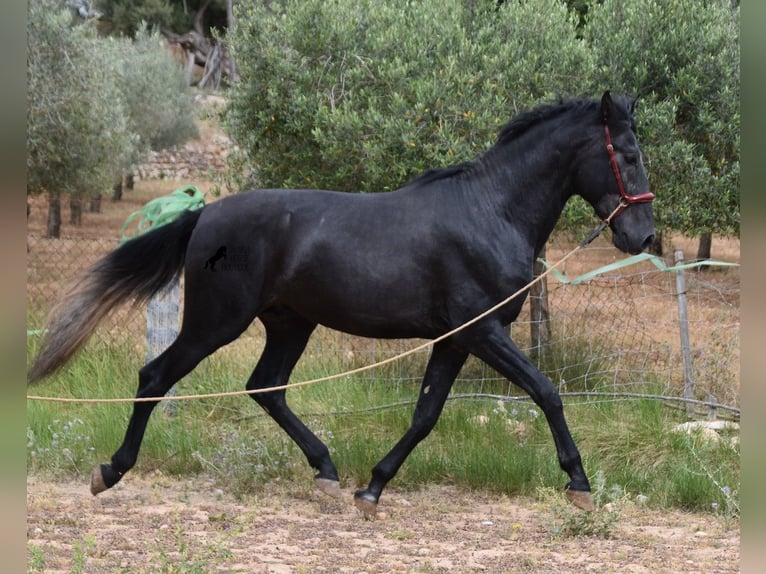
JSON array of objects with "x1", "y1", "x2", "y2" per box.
[{"x1": 26, "y1": 335, "x2": 740, "y2": 520}]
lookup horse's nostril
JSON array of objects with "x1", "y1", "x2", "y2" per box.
[{"x1": 642, "y1": 235, "x2": 655, "y2": 251}]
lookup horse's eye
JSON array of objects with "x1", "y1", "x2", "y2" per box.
[{"x1": 624, "y1": 154, "x2": 639, "y2": 166}]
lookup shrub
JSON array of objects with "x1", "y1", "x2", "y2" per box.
[
  {"x1": 113, "y1": 25, "x2": 199, "y2": 154},
  {"x1": 225, "y1": 0, "x2": 594, "y2": 193}
]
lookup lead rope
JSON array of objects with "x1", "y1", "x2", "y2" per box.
[{"x1": 26, "y1": 204, "x2": 624, "y2": 404}]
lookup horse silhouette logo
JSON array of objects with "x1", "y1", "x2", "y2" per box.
[{"x1": 204, "y1": 245, "x2": 227, "y2": 271}]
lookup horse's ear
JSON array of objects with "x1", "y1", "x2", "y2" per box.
[{"x1": 600, "y1": 90, "x2": 614, "y2": 124}]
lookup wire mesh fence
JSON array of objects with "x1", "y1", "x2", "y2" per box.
[{"x1": 26, "y1": 229, "x2": 740, "y2": 417}]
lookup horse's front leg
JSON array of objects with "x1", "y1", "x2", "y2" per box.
[
  {"x1": 248, "y1": 313, "x2": 341, "y2": 498},
  {"x1": 462, "y1": 323, "x2": 594, "y2": 512},
  {"x1": 354, "y1": 341, "x2": 468, "y2": 519}
]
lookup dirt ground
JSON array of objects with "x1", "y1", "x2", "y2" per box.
[{"x1": 26, "y1": 473, "x2": 739, "y2": 574}]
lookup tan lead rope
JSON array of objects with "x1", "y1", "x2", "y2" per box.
[{"x1": 26, "y1": 204, "x2": 623, "y2": 405}]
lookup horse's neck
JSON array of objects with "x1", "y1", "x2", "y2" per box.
[{"x1": 480, "y1": 134, "x2": 577, "y2": 251}]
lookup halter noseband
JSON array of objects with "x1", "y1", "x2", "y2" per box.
[{"x1": 602, "y1": 121, "x2": 655, "y2": 222}]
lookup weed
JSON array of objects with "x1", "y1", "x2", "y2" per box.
[
  {"x1": 684, "y1": 432, "x2": 740, "y2": 523},
  {"x1": 537, "y1": 470, "x2": 626, "y2": 538},
  {"x1": 385, "y1": 529, "x2": 414, "y2": 540},
  {"x1": 27, "y1": 418, "x2": 95, "y2": 476},
  {"x1": 70, "y1": 536, "x2": 96, "y2": 574},
  {"x1": 151, "y1": 513, "x2": 234, "y2": 574},
  {"x1": 192, "y1": 427, "x2": 298, "y2": 496},
  {"x1": 27, "y1": 544, "x2": 45, "y2": 572}
]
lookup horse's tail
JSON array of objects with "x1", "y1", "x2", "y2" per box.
[{"x1": 28, "y1": 208, "x2": 204, "y2": 385}]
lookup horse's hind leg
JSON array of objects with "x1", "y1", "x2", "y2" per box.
[
  {"x1": 354, "y1": 341, "x2": 468, "y2": 518},
  {"x1": 91, "y1": 325, "x2": 252, "y2": 494},
  {"x1": 246, "y1": 309, "x2": 340, "y2": 497}
]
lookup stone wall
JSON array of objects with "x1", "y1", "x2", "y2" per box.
[{"x1": 135, "y1": 134, "x2": 230, "y2": 181}]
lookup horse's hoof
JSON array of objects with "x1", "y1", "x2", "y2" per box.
[
  {"x1": 90, "y1": 465, "x2": 108, "y2": 496},
  {"x1": 315, "y1": 477, "x2": 342, "y2": 499},
  {"x1": 565, "y1": 488, "x2": 595, "y2": 512},
  {"x1": 353, "y1": 491, "x2": 379, "y2": 520}
]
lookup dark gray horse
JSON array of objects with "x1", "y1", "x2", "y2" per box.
[{"x1": 29, "y1": 92, "x2": 654, "y2": 517}]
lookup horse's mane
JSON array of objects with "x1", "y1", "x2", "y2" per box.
[
  {"x1": 400, "y1": 96, "x2": 602, "y2": 190},
  {"x1": 400, "y1": 162, "x2": 474, "y2": 189},
  {"x1": 496, "y1": 97, "x2": 599, "y2": 145}
]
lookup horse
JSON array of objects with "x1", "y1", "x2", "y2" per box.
[{"x1": 28, "y1": 91, "x2": 654, "y2": 518}]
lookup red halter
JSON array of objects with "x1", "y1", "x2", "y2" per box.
[{"x1": 602, "y1": 123, "x2": 655, "y2": 221}]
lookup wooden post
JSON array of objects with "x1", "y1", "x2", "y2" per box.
[
  {"x1": 674, "y1": 250, "x2": 695, "y2": 418},
  {"x1": 530, "y1": 245, "x2": 551, "y2": 361},
  {"x1": 46, "y1": 193, "x2": 61, "y2": 238}
]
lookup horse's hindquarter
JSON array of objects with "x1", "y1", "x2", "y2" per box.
[{"x1": 185, "y1": 189, "x2": 531, "y2": 338}]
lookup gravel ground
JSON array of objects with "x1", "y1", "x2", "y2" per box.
[{"x1": 26, "y1": 472, "x2": 739, "y2": 573}]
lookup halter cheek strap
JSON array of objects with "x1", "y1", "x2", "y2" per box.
[
  {"x1": 602, "y1": 123, "x2": 655, "y2": 220},
  {"x1": 580, "y1": 121, "x2": 655, "y2": 247}
]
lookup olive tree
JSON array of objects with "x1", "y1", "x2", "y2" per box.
[
  {"x1": 28, "y1": 0, "x2": 134, "y2": 235},
  {"x1": 106, "y1": 25, "x2": 198, "y2": 199},
  {"x1": 584, "y1": 0, "x2": 739, "y2": 254},
  {"x1": 28, "y1": 0, "x2": 199, "y2": 233},
  {"x1": 224, "y1": 0, "x2": 600, "y2": 355}
]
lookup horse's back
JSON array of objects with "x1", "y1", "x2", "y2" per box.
[{"x1": 181, "y1": 189, "x2": 469, "y2": 337}]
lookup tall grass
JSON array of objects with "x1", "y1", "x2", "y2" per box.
[{"x1": 26, "y1": 335, "x2": 739, "y2": 518}]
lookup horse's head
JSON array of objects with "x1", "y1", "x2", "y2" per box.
[{"x1": 576, "y1": 91, "x2": 655, "y2": 254}]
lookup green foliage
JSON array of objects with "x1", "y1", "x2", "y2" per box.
[
  {"x1": 96, "y1": 0, "x2": 175, "y2": 37},
  {"x1": 537, "y1": 471, "x2": 625, "y2": 538},
  {"x1": 585, "y1": 0, "x2": 740, "y2": 237},
  {"x1": 96, "y1": 0, "x2": 229, "y2": 37},
  {"x1": 225, "y1": 0, "x2": 592, "y2": 192}
]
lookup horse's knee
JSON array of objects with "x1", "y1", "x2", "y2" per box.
[
  {"x1": 249, "y1": 386, "x2": 286, "y2": 412},
  {"x1": 534, "y1": 380, "x2": 563, "y2": 413},
  {"x1": 410, "y1": 410, "x2": 441, "y2": 442},
  {"x1": 137, "y1": 364, "x2": 153, "y2": 392}
]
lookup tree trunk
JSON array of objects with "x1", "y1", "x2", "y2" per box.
[
  {"x1": 649, "y1": 229, "x2": 663, "y2": 256},
  {"x1": 696, "y1": 233, "x2": 712, "y2": 260},
  {"x1": 226, "y1": 0, "x2": 234, "y2": 30},
  {"x1": 69, "y1": 196, "x2": 83, "y2": 226},
  {"x1": 184, "y1": 47, "x2": 196, "y2": 84},
  {"x1": 695, "y1": 232, "x2": 712, "y2": 271},
  {"x1": 530, "y1": 244, "x2": 552, "y2": 360},
  {"x1": 46, "y1": 194, "x2": 61, "y2": 238},
  {"x1": 112, "y1": 177, "x2": 123, "y2": 201},
  {"x1": 89, "y1": 194, "x2": 102, "y2": 213},
  {"x1": 125, "y1": 172, "x2": 135, "y2": 190}
]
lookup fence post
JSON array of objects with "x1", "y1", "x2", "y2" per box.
[
  {"x1": 146, "y1": 277, "x2": 181, "y2": 415},
  {"x1": 674, "y1": 250, "x2": 695, "y2": 418}
]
